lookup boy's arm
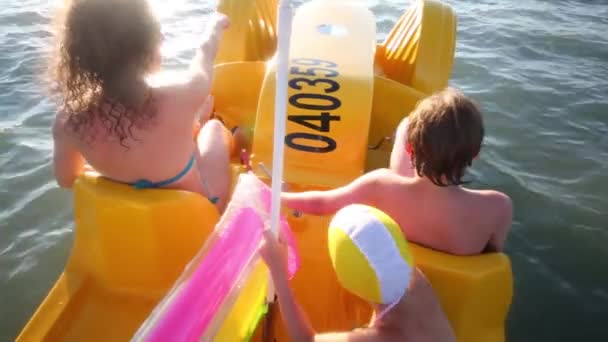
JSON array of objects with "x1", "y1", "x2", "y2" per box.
[
  {"x1": 281, "y1": 169, "x2": 389, "y2": 216},
  {"x1": 52, "y1": 116, "x2": 86, "y2": 188},
  {"x1": 486, "y1": 193, "x2": 513, "y2": 252}
]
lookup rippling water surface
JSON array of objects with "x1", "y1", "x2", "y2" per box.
[{"x1": 1, "y1": 0, "x2": 607, "y2": 340}]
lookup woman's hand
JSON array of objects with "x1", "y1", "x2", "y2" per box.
[
  {"x1": 200, "y1": 13, "x2": 230, "y2": 63},
  {"x1": 171, "y1": 13, "x2": 229, "y2": 123},
  {"x1": 211, "y1": 12, "x2": 231, "y2": 32}
]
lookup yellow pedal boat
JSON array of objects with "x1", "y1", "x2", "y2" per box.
[{"x1": 18, "y1": 0, "x2": 513, "y2": 341}]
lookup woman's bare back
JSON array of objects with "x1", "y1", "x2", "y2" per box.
[
  {"x1": 55, "y1": 86, "x2": 233, "y2": 210},
  {"x1": 52, "y1": 11, "x2": 234, "y2": 211}
]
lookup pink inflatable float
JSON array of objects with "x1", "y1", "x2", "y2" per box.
[{"x1": 132, "y1": 173, "x2": 300, "y2": 341}]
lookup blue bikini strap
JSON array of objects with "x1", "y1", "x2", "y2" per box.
[{"x1": 131, "y1": 155, "x2": 196, "y2": 189}]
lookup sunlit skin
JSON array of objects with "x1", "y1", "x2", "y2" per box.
[
  {"x1": 282, "y1": 114, "x2": 513, "y2": 256},
  {"x1": 52, "y1": 2, "x2": 239, "y2": 212}
]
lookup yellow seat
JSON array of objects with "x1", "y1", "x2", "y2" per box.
[
  {"x1": 215, "y1": 0, "x2": 277, "y2": 64},
  {"x1": 211, "y1": 61, "x2": 267, "y2": 149},
  {"x1": 376, "y1": 0, "x2": 456, "y2": 94},
  {"x1": 375, "y1": 4, "x2": 421, "y2": 85},
  {"x1": 17, "y1": 174, "x2": 220, "y2": 341},
  {"x1": 411, "y1": 244, "x2": 513, "y2": 342},
  {"x1": 413, "y1": 0, "x2": 457, "y2": 94},
  {"x1": 365, "y1": 75, "x2": 426, "y2": 171}
]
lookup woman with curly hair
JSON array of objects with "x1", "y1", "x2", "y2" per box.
[{"x1": 51, "y1": 0, "x2": 235, "y2": 212}]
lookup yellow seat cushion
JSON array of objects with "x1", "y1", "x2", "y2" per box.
[
  {"x1": 69, "y1": 173, "x2": 220, "y2": 298},
  {"x1": 17, "y1": 173, "x2": 221, "y2": 341},
  {"x1": 376, "y1": 0, "x2": 457, "y2": 94},
  {"x1": 411, "y1": 244, "x2": 513, "y2": 342}
]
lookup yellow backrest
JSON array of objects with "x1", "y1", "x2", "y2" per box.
[
  {"x1": 411, "y1": 244, "x2": 513, "y2": 342},
  {"x1": 365, "y1": 76, "x2": 426, "y2": 171},
  {"x1": 413, "y1": 0, "x2": 457, "y2": 94},
  {"x1": 375, "y1": 4, "x2": 421, "y2": 85},
  {"x1": 247, "y1": 0, "x2": 277, "y2": 61},
  {"x1": 211, "y1": 61, "x2": 267, "y2": 149},
  {"x1": 376, "y1": 0, "x2": 456, "y2": 94},
  {"x1": 68, "y1": 174, "x2": 220, "y2": 299},
  {"x1": 252, "y1": 0, "x2": 376, "y2": 188},
  {"x1": 215, "y1": 0, "x2": 277, "y2": 63}
]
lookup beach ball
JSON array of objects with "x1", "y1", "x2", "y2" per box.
[{"x1": 328, "y1": 204, "x2": 414, "y2": 304}]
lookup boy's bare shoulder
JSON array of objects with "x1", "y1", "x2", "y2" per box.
[
  {"x1": 466, "y1": 189, "x2": 513, "y2": 222},
  {"x1": 365, "y1": 168, "x2": 408, "y2": 183},
  {"x1": 359, "y1": 168, "x2": 416, "y2": 195},
  {"x1": 478, "y1": 189, "x2": 512, "y2": 209}
]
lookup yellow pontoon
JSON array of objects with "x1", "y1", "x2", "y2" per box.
[{"x1": 18, "y1": 0, "x2": 512, "y2": 341}]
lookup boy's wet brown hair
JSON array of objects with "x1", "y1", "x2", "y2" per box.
[
  {"x1": 52, "y1": 0, "x2": 162, "y2": 146},
  {"x1": 406, "y1": 88, "x2": 484, "y2": 186}
]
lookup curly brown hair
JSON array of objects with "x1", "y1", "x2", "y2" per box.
[
  {"x1": 53, "y1": 0, "x2": 162, "y2": 146},
  {"x1": 406, "y1": 88, "x2": 484, "y2": 186}
]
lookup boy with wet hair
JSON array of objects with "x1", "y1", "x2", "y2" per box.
[{"x1": 282, "y1": 88, "x2": 512, "y2": 255}]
